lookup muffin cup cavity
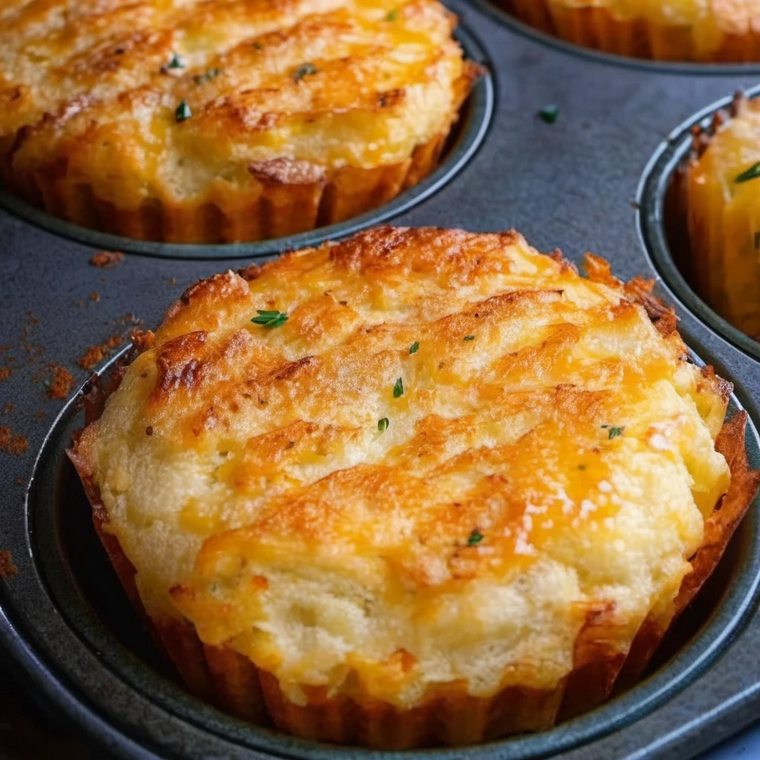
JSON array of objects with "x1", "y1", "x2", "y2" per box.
[
  {"x1": 71, "y1": 398, "x2": 758, "y2": 748},
  {"x1": 0, "y1": 22, "x2": 493, "y2": 259},
  {"x1": 638, "y1": 87, "x2": 760, "y2": 363},
  {"x1": 20, "y1": 350, "x2": 760, "y2": 758},
  {"x1": 58, "y1": 223, "x2": 760, "y2": 748}
]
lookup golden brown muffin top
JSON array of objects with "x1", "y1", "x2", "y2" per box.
[
  {"x1": 72, "y1": 227, "x2": 732, "y2": 705},
  {"x1": 1, "y1": 0, "x2": 471, "y2": 208},
  {"x1": 689, "y1": 93, "x2": 760, "y2": 194}
]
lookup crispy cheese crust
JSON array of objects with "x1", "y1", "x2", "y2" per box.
[
  {"x1": 682, "y1": 93, "x2": 760, "y2": 338},
  {"x1": 0, "y1": 0, "x2": 473, "y2": 241},
  {"x1": 503, "y1": 0, "x2": 760, "y2": 61},
  {"x1": 72, "y1": 227, "x2": 733, "y2": 709}
]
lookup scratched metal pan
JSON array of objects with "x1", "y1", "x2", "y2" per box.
[{"x1": 3, "y1": 0, "x2": 760, "y2": 758}]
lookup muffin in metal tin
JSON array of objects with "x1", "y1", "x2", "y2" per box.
[{"x1": 70, "y1": 226, "x2": 759, "y2": 747}]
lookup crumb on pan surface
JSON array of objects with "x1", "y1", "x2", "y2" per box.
[
  {"x1": 70, "y1": 226, "x2": 742, "y2": 710},
  {"x1": 0, "y1": 0, "x2": 476, "y2": 241}
]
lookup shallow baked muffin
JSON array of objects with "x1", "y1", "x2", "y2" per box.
[
  {"x1": 676, "y1": 93, "x2": 760, "y2": 338},
  {"x1": 0, "y1": 1, "x2": 476, "y2": 243},
  {"x1": 502, "y1": 0, "x2": 760, "y2": 62},
  {"x1": 69, "y1": 226, "x2": 758, "y2": 747}
]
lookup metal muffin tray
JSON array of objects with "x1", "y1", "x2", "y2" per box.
[{"x1": 3, "y1": 1, "x2": 760, "y2": 757}]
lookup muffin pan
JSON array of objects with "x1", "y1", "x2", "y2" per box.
[{"x1": 4, "y1": 0, "x2": 760, "y2": 757}]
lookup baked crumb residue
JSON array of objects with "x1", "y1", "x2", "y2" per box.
[
  {"x1": 78, "y1": 335, "x2": 125, "y2": 371},
  {"x1": 0, "y1": 427, "x2": 28, "y2": 456},
  {"x1": 89, "y1": 251, "x2": 124, "y2": 269},
  {"x1": 0, "y1": 550, "x2": 17, "y2": 579},
  {"x1": 47, "y1": 365, "x2": 74, "y2": 400}
]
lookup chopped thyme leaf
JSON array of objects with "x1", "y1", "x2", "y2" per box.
[
  {"x1": 252, "y1": 42, "x2": 264, "y2": 50},
  {"x1": 251, "y1": 309, "x2": 288, "y2": 328},
  {"x1": 736, "y1": 162, "x2": 760, "y2": 184},
  {"x1": 194, "y1": 67, "x2": 221, "y2": 84},
  {"x1": 378, "y1": 418, "x2": 389, "y2": 432},
  {"x1": 163, "y1": 53, "x2": 185, "y2": 72},
  {"x1": 608, "y1": 426, "x2": 625, "y2": 440},
  {"x1": 386, "y1": 8, "x2": 399, "y2": 20},
  {"x1": 467, "y1": 529, "x2": 483, "y2": 546},
  {"x1": 293, "y1": 62, "x2": 318, "y2": 82},
  {"x1": 578, "y1": 464, "x2": 587, "y2": 471},
  {"x1": 464, "y1": 335, "x2": 475, "y2": 341},
  {"x1": 409, "y1": 341, "x2": 419, "y2": 354},
  {"x1": 393, "y1": 377, "x2": 404, "y2": 398},
  {"x1": 175, "y1": 100, "x2": 192, "y2": 122},
  {"x1": 539, "y1": 105, "x2": 559, "y2": 124}
]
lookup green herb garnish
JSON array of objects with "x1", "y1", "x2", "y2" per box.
[
  {"x1": 578, "y1": 464, "x2": 587, "y2": 471},
  {"x1": 393, "y1": 377, "x2": 404, "y2": 398},
  {"x1": 252, "y1": 42, "x2": 264, "y2": 50},
  {"x1": 175, "y1": 100, "x2": 192, "y2": 122},
  {"x1": 539, "y1": 105, "x2": 559, "y2": 124},
  {"x1": 735, "y1": 162, "x2": 760, "y2": 184},
  {"x1": 165, "y1": 53, "x2": 185, "y2": 70},
  {"x1": 409, "y1": 341, "x2": 419, "y2": 354},
  {"x1": 194, "y1": 67, "x2": 221, "y2": 84},
  {"x1": 293, "y1": 63, "x2": 318, "y2": 82},
  {"x1": 386, "y1": 9, "x2": 399, "y2": 21},
  {"x1": 251, "y1": 309, "x2": 288, "y2": 328},
  {"x1": 378, "y1": 418, "x2": 389, "y2": 432},
  {"x1": 464, "y1": 335, "x2": 475, "y2": 341},
  {"x1": 607, "y1": 426, "x2": 624, "y2": 440},
  {"x1": 467, "y1": 529, "x2": 483, "y2": 546}
]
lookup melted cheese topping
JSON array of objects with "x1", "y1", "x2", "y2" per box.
[
  {"x1": 77, "y1": 227, "x2": 730, "y2": 706},
  {"x1": 0, "y1": 0, "x2": 467, "y2": 207}
]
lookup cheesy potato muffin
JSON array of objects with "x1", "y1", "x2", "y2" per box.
[
  {"x1": 677, "y1": 93, "x2": 760, "y2": 339},
  {"x1": 0, "y1": 1, "x2": 476, "y2": 243},
  {"x1": 501, "y1": 0, "x2": 760, "y2": 62},
  {"x1": 69, "y1": 227, "x2": 758, "y2": 747}
]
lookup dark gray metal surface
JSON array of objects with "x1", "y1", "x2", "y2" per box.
[{"x1": 2, "y1": 1, "x2": 760, "y2": 758}]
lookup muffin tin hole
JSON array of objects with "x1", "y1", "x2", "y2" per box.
[
  {"x1": 0, "y1": 23, "x2": 493, "y2": 261},
  {"x1": 638, "y1": 86, "x2": 760, "y2": 363},
  {"x1": 20, "y1": 351, "x2": 760, "y2": 759}
]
